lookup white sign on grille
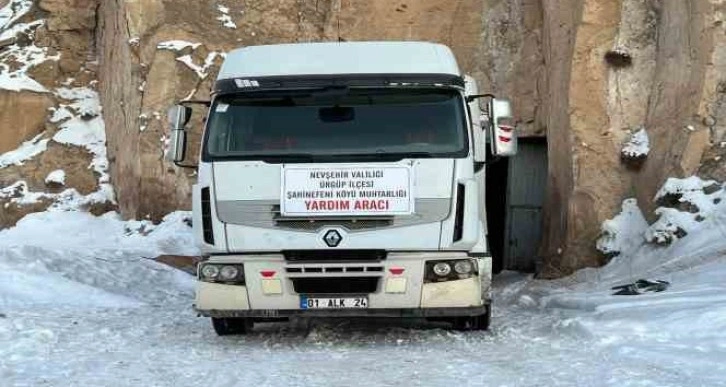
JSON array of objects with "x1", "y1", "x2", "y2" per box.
[{"x1": 281, "y1": 166, "x2": 414, "y2": 217}]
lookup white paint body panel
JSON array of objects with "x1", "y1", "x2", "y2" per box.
[
  {"x1": 193, "y1": 162, "x2": 227, "y2": 253},
  {"x1": 217, "y1": 42, "x2": 460, "y2": 80},
  {"x1": 226, "y1": 221, "x2": 445, "y2": 251},
  {"x1": 421, "y1": 277, "x2": 482, "y2": 308},
  {"x1": 195, "y1": 282, "x2": 250, "y2": 310},
  {"x1": 215, "y1": 159, "x2": 465, "y2": 251},
  {"x1": 213, "y1": 160, "x2": 454, "y2": 202}
]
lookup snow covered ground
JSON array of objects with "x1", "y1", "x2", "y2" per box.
[{"x1": 2, "y1": 179, "x2": 726, "y2": 386}]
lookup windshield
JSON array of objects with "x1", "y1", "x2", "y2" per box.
[{"x1": 203, "y1": 88, "x2": 468, "y2": 161}]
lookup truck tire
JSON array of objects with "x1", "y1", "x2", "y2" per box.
[
  {"x1": 451, "y1": 305, "x2": 491, "y2": 331},
  {"x1": 212, "y1": 317, "x2": 252, "y2": 336}
]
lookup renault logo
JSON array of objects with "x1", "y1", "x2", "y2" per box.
[{"x1": 323, "y1": 229, "x2": 342, "y2": 247}]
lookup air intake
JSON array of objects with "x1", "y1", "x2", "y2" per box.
[
  {"x1": 283, "y1": 250, "x2": 387, "y2": 262},
  {"x1": 453, "y1": 183, "x2": 465, "y2": 242},
  {"x1": 291, "y1": 277, "x2": 379, "y2": 294},
  {"x1": 201, "y1": 187, "x2": 215, "y2": 245}
]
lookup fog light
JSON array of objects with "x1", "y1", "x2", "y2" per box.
[
  {"x1": 454, "y1": 260, "x2": 473, "y2": 274},
  {"x1": 201, "y1": 264, "x2": 220, "y2": 280},
  {"x1": 219, "y1": 265, "x2": 239, "y2": 281},
  {"x1": 433, "y1": 262, "x2": 451, "y2": 276}
]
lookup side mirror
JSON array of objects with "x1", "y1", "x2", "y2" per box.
[
  {"x1": 463, "y1": 76, "x2": 489, "y2": 163},
  {"x1": 489, "y1": 98, "x2": 517, "y2": 157},
  {"x1": 166, "y1": 105, "x2": 192, "y2": 163}
]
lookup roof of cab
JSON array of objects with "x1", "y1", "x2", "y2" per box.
[{"x1": 216, "y1": 41, "x2": 461, "y2": 80}]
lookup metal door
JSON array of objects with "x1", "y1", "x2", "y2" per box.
[{"x1": 504, "y1": 141, "x2": 547, "y2": 271}]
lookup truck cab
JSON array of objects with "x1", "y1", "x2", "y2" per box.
[{"x1": 167, "y1": 42, "x2": 517, "y2": 335}]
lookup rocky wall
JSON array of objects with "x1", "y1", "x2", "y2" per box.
[
  {"x1": 0, "y1": 0, "x2": 112, "y2": 227},
  {"x1": 97, "y1": 0, "x2": 332, "y2": 220},
  {"x1": 2, "y1": 0, "x2": 725, "y2": 278},
  {"x1": 537, "y1": 0, "x2": 726, "y2": 277}
]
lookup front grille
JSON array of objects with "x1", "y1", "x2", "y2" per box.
[
  {"x1": 285, "y1": 265, "x2": 383, "y2": 274},
  {"x1": 283, "y1": 250, "x2": 387, "y2": 262},
  {"x1": 291, "y1": 277, "x2": 379, "y2": 294}
]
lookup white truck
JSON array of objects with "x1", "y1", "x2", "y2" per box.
[{"x1": 166, "y1": 42, "x2": 517, "y2": 335}]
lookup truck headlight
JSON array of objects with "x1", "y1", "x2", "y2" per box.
[
  {"x1": 201, "y1": 264, "x2": 220, "y2": 280},
  {"x1": 198, "y1": 263, "x2": 245, "y2": 285},
  {"x1": 454, "y1": 260, "x2": 473, "y2": 274},
  {"x1": 219, "y1": 265, "x2": 240, "y2": 281},
  {"x1": 425, "y1": 259, "x2": 478, "y2": 283},
  {"x1": 433, "y1": 262, "x2": 452, "y2": 276}
]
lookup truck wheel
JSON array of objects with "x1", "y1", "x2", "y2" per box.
[
  {"x1": 212, "y1": 317, "x2": 252, "y2": 336},
  {"x1": 451, "y1": 305, "x2": 491, "y2": 331}
]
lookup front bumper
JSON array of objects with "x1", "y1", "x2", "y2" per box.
[
  {"x1": 194, "y1": 253, "x2": 492, "y2": 317},
  {"x1": 198, "y1": 305, "x2": 489, "y2": 318}
]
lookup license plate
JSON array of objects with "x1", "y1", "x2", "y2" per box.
[{"x1": 300, "y1": 296, "x2": 368, "y2": 309}]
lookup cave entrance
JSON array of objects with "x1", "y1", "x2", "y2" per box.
[{"x1": 486, "y1": 137, "x2": 548, "y2": 273}]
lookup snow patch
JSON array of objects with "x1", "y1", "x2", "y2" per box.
[
  {"x1": 0, "y1": 0, "x2": 33, "y2": 31},
  {"x1": 0, "y1": 180, "x2": 46, "y2": 205},
  {"x1": 654, "y1": 176, "x2": 720, "y2": 204},
  {"x1": 216, "y1": 4, "x2": 237, "y2": 29},
  {"x1": 0, "y1": 69, "x2": 47, "y2": 93},
  {"x1": 49, "y1": 106, "x2": 74, "y2": 123},
  {"x1": 1, "y1": 174, "x2": 726, "y2": 384},
  {"x1": 621, "y1": 127, "x2": 650, "y2": 159},
  {"x1": 645, "y1": 208, "x2": 690, "y2": 245},
  {"x1": 0, "y1": 23, "x2": 57, "y2": 93},
  {"x1": 0, "y1": 210, "x2": 198, "y2": 309},
  {"x1": 157, "y1": 40, "x2": 202, "y2": 51},
  {"x1": 158, "y1": 39, "x2": 220, "y2": 81},
  {"x1": 596, "y1": 198, "x2": 648, "y2": 257},
  {"x1": 176, "y1": 52, "x2": 220, "y2": 79},
  {"x1": 595, "y1": 176, "x2": 726, "y2": 258},
  {"x1": 55, "y1": 87, "x2": 101, "y2": 118},
  {"x1": 160, "y1": 133, "x2": 171, "y2": 156},
  {"x1": 52, "y1": 87, "x2": 109, "y2": 188},
  {"x1": 0, "y1": 210, "x2": 199, "y2": 257},
  {"x1": 44, "y1": 169, "x2": 65, "y2": 186},
  {"x1": 0, "y1": 180, "x2": 113, "y2": 210},
  {"x1": 139, "y1": 112, "x2": 149, "y2": 132},
  {"x1": 0, "y1": 5, "x2": 57, "y2": 93},
  {"x1": 644, "y1": 177, "x2": 724, "y2": 245},
  {"x1": 0, "y1": 86, "x2": 120, "y2": 210},
  {"x1": 492, "y1": 177, "x2": 726, "y2": 384},
  {"x1": 0, "y1": 134, "x2": 48, "y2": 168},
  {"x1": 52, "y1": 113, "x2": 106, "y2": 172},
  {"x1": 578, "y1": 176, "x2": 726, "y2": 284}
]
